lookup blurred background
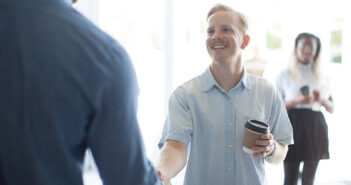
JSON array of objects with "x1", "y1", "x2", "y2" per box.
[{"x1": 74, "y1": 0, "x2": 351, "y2": 184}]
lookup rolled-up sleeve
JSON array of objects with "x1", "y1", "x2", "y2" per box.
[
  {"x1": 158, "y1": 87, "x2": 193, "y2": 149},
  {"x1": 269, "y1": 87, "x2": 294, "y2": 145}
]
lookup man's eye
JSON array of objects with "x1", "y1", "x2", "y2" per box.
[
  {"x1": 208, "y1": 30, "x2": 214, "y2": 35},
  {"x1": 223, "y1": 28, "x2": 230, "y2": 32}
]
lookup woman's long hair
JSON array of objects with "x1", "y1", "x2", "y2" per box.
[{"x1": 287, "y1": 32, "x2": 322, "y2": 81}]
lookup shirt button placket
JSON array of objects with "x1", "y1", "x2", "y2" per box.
[{"x1": 225, "y1": 98, "x2": 235, "y2": 185}]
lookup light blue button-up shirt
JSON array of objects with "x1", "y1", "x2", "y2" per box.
[{"x1": 159, "y1": 67, "x2": 293, "y2": 185}]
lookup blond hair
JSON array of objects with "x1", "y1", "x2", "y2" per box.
[{"x1": 207, "y1": 4, "x2": 248, "y2": 36}]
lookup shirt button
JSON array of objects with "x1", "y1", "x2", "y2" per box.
[
  {"x1": 228, "y1": 167, "x2": 232, "y2": 171},
  {"x1": 228, "y1": 122, "x2": 232, "y2": 125},
  {"x1": 228, "y1": 144, "x2": 233, "y2": 148}
]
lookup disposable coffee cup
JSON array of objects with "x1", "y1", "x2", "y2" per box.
[
  {"x1": 300, "y1": 85, "x2": 310, "y2": 97},
  {"x1": 243, "y1": 120, "x2": 270, "y2": 154}
]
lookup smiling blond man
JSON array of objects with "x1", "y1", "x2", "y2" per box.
[{"x1": 156, "y1": 4, "x2": 293, "y2": 185}]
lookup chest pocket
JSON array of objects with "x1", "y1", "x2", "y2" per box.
[{"x1": 236, "y1": 103, "x2": 267, "y2": 129}]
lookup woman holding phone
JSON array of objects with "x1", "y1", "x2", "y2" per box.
[{"x1": 275, "y1": 32, "x2": 334, "y2": 185}]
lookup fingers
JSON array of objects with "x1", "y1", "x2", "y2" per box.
[
  {"x1": 157, "y1": 169, "x2": 166, "y2": 183},
  {"x1": 260, "y1": 133, "x2": 273, "y2": 140},
  {"x1": 251, "y1": 144, "x2": 274, "y2": 157},
  {"x1": 251, "y1": 133, "x2": 275, "y2": 157},
  {"x1": 162, "y1": 180, "x2": 172, "y2": 185},
  {"x1": 252, "y1": 144, "x2": 273, "y2": 151},
  {"x1": 254, "y1": 138, "x2": 274, "y2": 146},
  {"x1": 157, "y1": 169, "x2": 172, "y2": 185},
  {"x1": 157, "y1": 169, "x2": 164, "y2": 181},
  {"x1": 164, "y1": 179, "x2": 172, "y2": 185}
]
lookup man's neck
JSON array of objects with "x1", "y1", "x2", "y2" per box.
[{"x1": 210, "y1": 59, "x2": 243, "y2": 93}]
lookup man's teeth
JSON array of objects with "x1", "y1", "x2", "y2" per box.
[{"x1": 214, "y1": 46, "x2": 225, "y2": 49}]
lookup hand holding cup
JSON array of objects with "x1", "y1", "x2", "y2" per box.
[
  {"x1": 243, "y1": 120, "x2": 275, "y2": 157},
  {"x1": 251, "y1": 133, "x2": 275, "y2": 157}
]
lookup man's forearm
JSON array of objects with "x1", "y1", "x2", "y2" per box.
[
  {"x1": 265, "y1": 141, "x2": 288, "y2": 164},
  {"x1": 157, "y1": 140, "x2": 187, "y2": 181}
]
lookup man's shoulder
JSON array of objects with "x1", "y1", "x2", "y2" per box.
[
  {"x1": 170, "y1": 75, "x2": 204, "y2": 102},
  {"x1": 51, "y1": 6, "x2": 130, "y2": 70},
  {"x1": 22, "y1": 4, "x2": 133, "y2": 86},
  {"x1": 176, "y1": 75, "x2": 203, "y2": 92}
]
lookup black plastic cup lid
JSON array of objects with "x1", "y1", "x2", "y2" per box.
[{"x1": 245, "y1": 120, "x2": 269, "y2": 133}]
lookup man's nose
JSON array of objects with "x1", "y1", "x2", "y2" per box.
[{"x1": 212, "y1": 31, "x2": 223, "y2": 40}]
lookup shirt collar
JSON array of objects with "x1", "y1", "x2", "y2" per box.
[
  {"x1": 201, "y1": 66, "x2": 252, "y2": 92},
  {"x1": 200, "y1": 67, "x2": 217, "y2": 92},
  {"x1": 241, "y1": 68, "x2": 252, "y2": 89}
]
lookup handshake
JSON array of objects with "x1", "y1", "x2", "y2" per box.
[{"x1": 157, "y1": 169, "x2": 172, "y2": 185}]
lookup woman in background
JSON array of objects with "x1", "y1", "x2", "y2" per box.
[{"x1": 276, "y1": 32, "x2": 334, "y2": 185}]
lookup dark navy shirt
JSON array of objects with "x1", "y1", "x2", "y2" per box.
[{"x1": 0, "y1": 0, "x2": 161, "y2": 184}]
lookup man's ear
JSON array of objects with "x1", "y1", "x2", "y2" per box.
[{"x1": 241, "y1": 35, "x2": 250, "y2": 49}]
